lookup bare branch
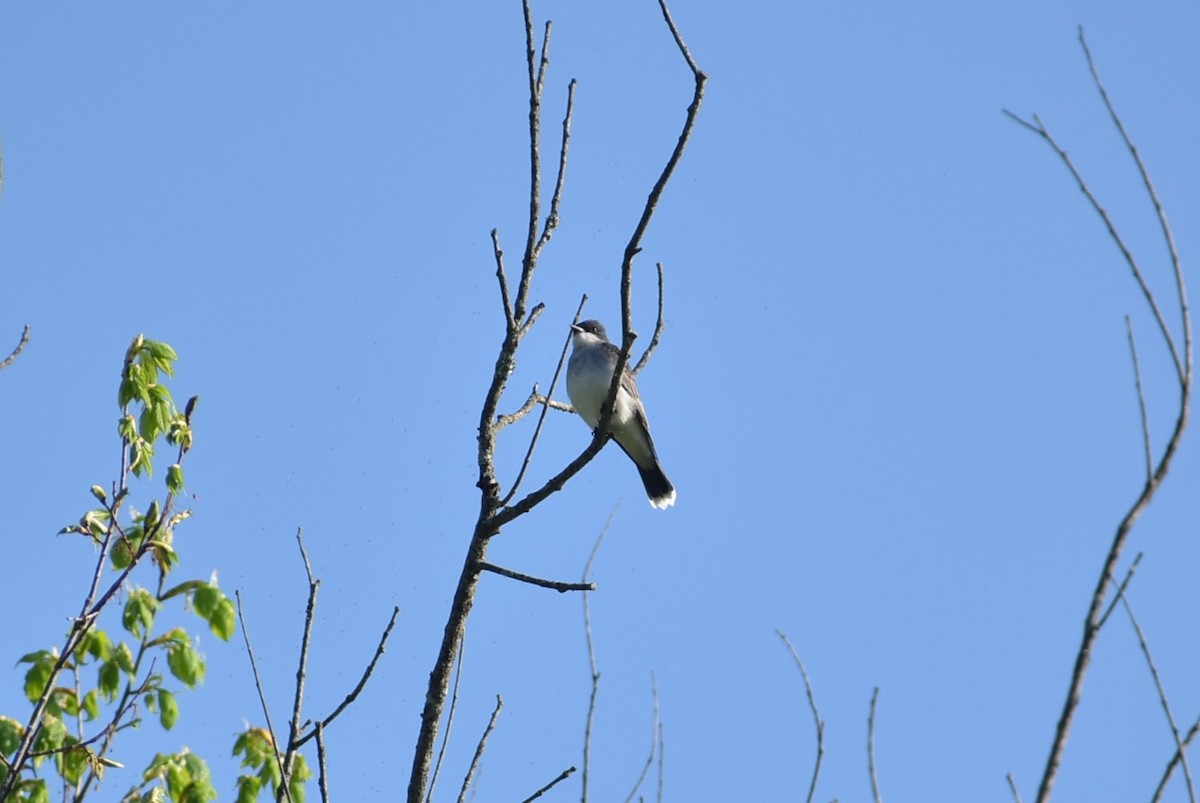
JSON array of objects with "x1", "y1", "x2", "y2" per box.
[
  {"x1": 315, "y1": 723, "x2": 330, "y2": 803},
  {"x1": 622, "y1": 674, "x2": 661, "y2": 803},
  {"x1": 1009, "y1": 34, "x2": 1192, "y2": 803},
  {"x1": 428, "y1": 633, "x2": 468, "y2": 803},
  {"x1": 407, "y1": 3, "x2": 703, "y2": 797},
  {"x1": 0, "y1": 324, "x2": 30, "y2": 371},
  {"x1": 632, "y1": 263, "x2": 666, "y2": 376},
  {"x1": 1126, "y1": 316, "x2": 1154, "y2": 481},
  {"x1": 294, "y1": 605, "x2": 400, "y2": 749},
  {"x1": 499, "y1": 294, "x2": 588, "y2": 507},
  {"x1": 1154, "y1": 717, "x2": 1200, "y2": 803},
  {"x1": 494, "y1": 385, "x2": 542, "y2": 430},
  {"x1": 520, "y1": 766, "x2": 576, "y2": 803},
  {"x1": 236, "y1": 590, "x2": 291, "y2": 803},
  {"x1": 776, "y1": 630, "x2": 825, "y2": 803},
  {"x1": 1114, "y1": 582, "x2": 1196, "y2": 799},
  {"x1": 1006, "y1": 773, "x2": 1024, "y2": 803},
  {"x1": 581, "y1": 504, "x2": 618, "y2": 803},
  {"x1": 478, "y1": 561, "x2": 594, "y2": 592},
  {"x1": 1097, "y1": 552, "x2": 1142, "y2": 630},
  {"x1": 457, "y1": 695, "x2": 504, "y2": 803},
  {"x1": 520, "y1": 301, "x2": 546, "y2": 338},
  {"x1": 868, "y1": 687, "x2": 882, "y2": 803},
  {"x1": 515, "y1": 0, "x2": 547, "y2": 324},
  {"x1": 998, "y1": 109, "x2": 1184, "y2": 383},
  {"x1": 279, "y1": 532, "x2": 320, "y2": 801},
  {"x1": 611, "y1": 0, "x2": 704, "y2": 428},
  {"x1": 1078, "y1": 26, "x2": 1191, "y2": 382},
  {"x1": 533, "y1": 79, "x2": 576, "y2": 258},
  {"x1": 492, "y1": 229, "x2": 516, "y2": 332}
]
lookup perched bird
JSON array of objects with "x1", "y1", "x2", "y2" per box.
[{"x1": 566, "y1": 319, "x2": 676, "y2": 509}]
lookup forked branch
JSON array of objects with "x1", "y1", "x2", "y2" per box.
[{"x1": 1005, "y1": 29, "x2": 1191, "y2": 803}]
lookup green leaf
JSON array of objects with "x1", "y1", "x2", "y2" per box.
[
  {"x1": 58, "y1": 740, "x2": 87, "y2": 786},
  {"x1": 114, "y1": 641, "x2": 135, "y2": 673},
  {"x1": 22, "y1": 650, "x2": 55, "y2": 702},
  {"x1": 81, "y1": 688, "x2": 100, "y2": 720},
  {"x1": 166, "y1": 642, "x2": 204, "y2": 688},
  {"x1": 123, "y1": 589, "x2": 159, "y2": 638},
  {"x1": 192, "y1": 584, "x2": 219, "y2": 618},
  {"x1": 119, "y1": 377, "x2": 137, "y2": 409},
  {"x1": 235, "y1": 775, "x2": 262, "y2": 803},
  {"x1": 32, "y1": 713, "x2": 66, "y2": 754},
  {"x1": 118, "y1": 413, "x2": 138, "y2": 441},
  {"x1": 158, "y1": 689, "x2": 178, "y2": 730},
  {"x1": 25, "y1": 779, "x2": 49, "y2": 803},
  {"x1": 53, "y1": 687, "x2": 79, "y2": 717},
  {"x1": 210, "y1": 598, "x2": 236, "y2": 641},
  {"x1": 91, "y1": 485, "x2": 108, "y2": 503},
  {"x1": 144, "y1": 339, "x2": 179, "y2": 370},
  {"x1": 0, "y1": 715, "x2": 23, "y2": 753},
  {"x1": 191, "y1": 584, "x2": 236, "y2": 639},
  {"x1": 98, "y1": 660, "x2": 121, "y2": 702},
  {"x1": 232, "y1": 727, "x2": 276, "y2": 771},
  {"x1": 166, "y1": 464, "x2": 184, "y2": 495},
  {"x1": 82, "y1": 629, "x2": 114, "y2": 662},
  {"x1": 287, "y1": 754, "x2": 311, "y2": 803},
  {"x1": 84, "y1": 509, "x2": 111, "y2": 539},
  {"x1": 111, "y1": 537, "x2": 134, "y2": 570}
]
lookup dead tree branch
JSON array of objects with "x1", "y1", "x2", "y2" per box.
[
  {"x1": 776, "y1": 630, "x2": 825, "y2": 803},
  {"x1": 0, "y1": 324, "x2": 30, "y2": 371},
  {"x1": 405, "y1": 3, "x2": 703, "y2": 800},
  {"x1": 1005, "y1": 28, "x2": 1191, "y2": 803}
]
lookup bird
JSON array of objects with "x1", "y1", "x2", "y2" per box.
[{"x1": 566, "y1": 319, "x2": 676, "y2": 509}]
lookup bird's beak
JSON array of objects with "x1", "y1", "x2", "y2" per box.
[{"x1": 570, "y1": 323, "x2": 584, "y2": 333}]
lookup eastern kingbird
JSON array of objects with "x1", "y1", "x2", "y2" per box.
[{"x1": 566, "y1": 320, "x2": 676, "y2": 509}]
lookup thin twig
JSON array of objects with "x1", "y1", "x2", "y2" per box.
[
  {"x1": 1115, "y1": 583, "x2": 1195, "y2": 799},
  {"x1": 776, "y1": 630, "x2": 825, "y2": 803},
  {"x1": 622, "y1": 675, "x2": 660, "y2": 803},
  {"x1": 457, "y1": 695, "x2": 504, "y2": 803},
  {"x1": 236, "y1": 590, "x2": 290, "y2": 802},
  {"x1": 515, "y1": 0, "x2": 546, "y2": 325},
  {"x1": 279, "y1": 532, "x2": 320, "y2": 802},
  {"x1": 534, "y1": 79, "x2": 576, "y2": 257},
  {"x1": 478, "y1": 561, "x2": 595, "y2": 592},
  {"x1": 492, "y1": 229, "x2": 516, "y2": 332},
  {"x1": 613, "y1": 0, "x2": 704, "y2": 416},
  {"x1": 0, "y1": 324, "x2": 30, "y2": 371},
  {"x1": 1126, "y1": 316, "x2": 1154, "y2": 482},
  {"x1": 495, "y1": 386, "x2": 573, "y2": 430},
  {"x1": 428, "y1": 632, "x2": 468, "y2": 803},
  {"x1": 1154, "y1": 717, "x2": 1200, "y2": 803},
  {"x1": 868, "y1": 687, "x2": 882, "y2": 803},
  {"x1": 315, "y1": 722, "x2": 330, "y2": 803},
  {"x1": 632, "y1": 263, "x2": 666, "y2": 376},
  {"x1": 1009, "y1": 33, "x2": 1192, "y2": 803},
  {"x1": 581, "y1": 504, "x2": 618, "y2": 803},
  {"x1": 293, "y1": 605, "x2": 401, "y2": 749},
  {"x1": 656, "y1": 711, "x2": 665, "y2": 803},
  {"x1": 499, "y1": 294, "x2": 588, "y2": 507},
  {"x1": 999, "y1": 109, "x2": 1183, "y2": 383},
  {"x1": 1006, "y1": 773, "x2": 1024, "y2": 803},
  {"x1": 1097, "y1": 552, "x2": 1143, "y2": 630},
  {"x1": 520, "y1": 766, "x2": 576, "y2": 803},
  {"x1": 520, "y1": 301, "x2": 547, "y2": 338},
  {"x1": 1078, "y1": 26, "x2": 1191, "y2": 384}
]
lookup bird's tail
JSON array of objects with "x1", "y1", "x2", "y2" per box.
[{"x1": 638, "y1": 463, "x2": 676, "y2": 509}]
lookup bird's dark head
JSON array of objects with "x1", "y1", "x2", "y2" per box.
[{"x1": 571, "y1": 319, "x2": 609, "y2": 342}]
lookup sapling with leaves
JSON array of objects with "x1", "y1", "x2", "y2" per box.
[{"x1": 0, "y1": 335, "x2": 235, "y2": 803}]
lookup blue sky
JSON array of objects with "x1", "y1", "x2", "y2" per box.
[{"x1": 2, "y1": 2, "x2": 1199, "y2": 801}]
